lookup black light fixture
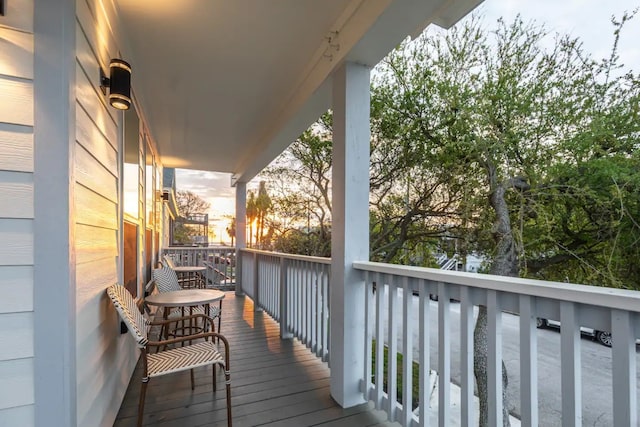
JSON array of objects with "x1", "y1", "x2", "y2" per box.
[{"x1": 100, "y1": 58, "x2": 132, "y2": 110}]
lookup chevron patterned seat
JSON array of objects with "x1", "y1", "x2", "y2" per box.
[{"x1": 106, "y1": 284, "x2": 232, "y2": 427}]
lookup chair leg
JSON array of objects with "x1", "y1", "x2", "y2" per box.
[
  {"x1": 225, "y1": 370, "x2": 232, "y2": 427},
  {"x1": 138, "y1": 377, "x2": 149, "y2": 427},
  {"x1": 212, "y1": 365, "x2": 217, "y2": 391},
  {"x1": 217, "y1": 315, "x2": 222, "y2": 343},
  {"x1": 190, "y1": 369, "x2": 195, "y2": 390}
]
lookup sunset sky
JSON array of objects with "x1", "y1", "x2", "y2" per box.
[{"x1": 175, "y1": 0, "x2": 640, "y2": 243}]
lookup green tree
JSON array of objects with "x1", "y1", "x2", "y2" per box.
[
  {"x1": 176, "y1": 190, "x2": 210, "y2": 218},
  {"x1": 262, "y1": 113, "x2": 333, "y2": 256},
  {"x1": 225, "y1": 216, "x2": 236, "y2": 246},
  {"x1": 246, "y1": 191, "x2": 257, "y2": 248},
  {"x1": 174, "y1": 190, "x2": 211, "y2": 245},
  {"x1": 371, "y1": 12, "x2": 639, "y2": 426},
  {"x1": 255, "y1": 181, "x2": 272, "y2": 248}
]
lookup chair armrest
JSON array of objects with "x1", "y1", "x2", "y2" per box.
[{"x1": 147, "y1": 331, "x2": 229, "y2": 355}]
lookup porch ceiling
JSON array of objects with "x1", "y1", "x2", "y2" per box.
[{"x1": 115, "y1": 0, "x2": 482, "y2": 183}]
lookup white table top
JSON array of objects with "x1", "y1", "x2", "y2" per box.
[
  {"x1": 145, "y1": 289, "x2": 225, "y2": 307},
  {"x1": 172, "y1": 265, "x2": 207, "y2": 273}
]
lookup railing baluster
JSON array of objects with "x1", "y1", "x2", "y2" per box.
[
  {"x1": 402, "y1": 276, "x2": 414, "y2": 426},
  {"x1": 291, "y1": 261, "x2": 297, "y2": 335},
  {"x1": 560, "y1": 301, "x2": 581, "y2": 427},
  {"x1": 306, "y1": 263, "x2": 311, "y2": 347},
  {"x1": 418, "y1": 278, "x2": 430, "y2": 427},
  {"x1": 271, "y1": 258, "x2": 276, "y2": 316},
  {"x1": 311, "y1": 262, "x2": 317, "y2": 353},
  {"x1": 460, "y1": 286, "x2": 474, "y2": 427},
  {"x1": 487, "y1": 289, "x2": 502, "y2": 427},
  {"x1": 364, "y1": 271, "x2": 373, "y2": 400},
  {"x1": 300, "y1": 261, "x2": 307, "y2": 345},
  {"x1": 375, "y1": 272, "x2": 385, "y2": 409},
  {"x1": 253, "y1": 252, "x2": 260, "y2": 311},
  {"x1": 519, "y1": 295, "x2": 538, "y2": 427},
  {"x1": 279, "y1": 257, "x2": 291, "y2": 338},
  {"x1": 273, "y1": 258, "x2": 277, "y2": 316},
  {"x1": 611, "y1": 309, "x2": 637, "y2": 427},
  {"x1": 321, "y1": 265, "x2": 328, "y2": 362},
  {"x1": 438, "y1": 282, "x2": 451, "y2": 427},
  {"x1": 388, "y1": 274, "x2": 399, "y2": 420},
  {"x1": 297, "y1": 261, "x2": 302, "y2": 337},
  {"x1": 314, "y1": 262, "x2": 321, "y2": 356}
]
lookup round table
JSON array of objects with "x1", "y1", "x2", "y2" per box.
[
  {"x1": 145, "y1": 289, "x2": 225, "y2": 307},
  {"x1": 146, "y1": 289, "x2": 226, "y2": 338}
]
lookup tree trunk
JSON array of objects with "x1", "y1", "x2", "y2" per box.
[{"x1": 474, "y1": 171, "x2": 519, "y2": 427}]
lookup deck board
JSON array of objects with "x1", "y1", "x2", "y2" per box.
[{"x1": 114, "y1": 292, "x2": 394, "y2": 426}]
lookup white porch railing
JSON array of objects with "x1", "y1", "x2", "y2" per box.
[
  {"x1": 240, "y1": 249, "x2": 331, "y2": 362},
  {"x1": 162, "y1": 246, "x2": 235, "y2": 288},
  {"x1": 354, "y1": 261, "x2": 640, "y2": 427},
  {"x1": 236, "y1": 251, "x2": 640, "y2": 426}
]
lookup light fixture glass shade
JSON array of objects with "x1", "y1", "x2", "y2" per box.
[{"x1": 108, "y1": 59, "x2": 132, "y2": 110}]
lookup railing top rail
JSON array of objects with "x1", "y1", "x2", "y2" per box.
[
  {"x1": 240, "y1": 248, "x2": 332, "y2": 265},
  {"x1": 165, "y1": 246, "x2": 234, "y2": 251},
  {"x1": 354, "y1": 260, "x2": 640, "y2": 313}
]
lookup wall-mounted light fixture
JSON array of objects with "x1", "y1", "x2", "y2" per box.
[{"x1": 100, "y1": 58, "x2": 132, "y2": 110}]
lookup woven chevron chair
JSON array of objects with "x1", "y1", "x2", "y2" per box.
[
  {"x1": 152, "y1": 266, "x2": 223, "y2": 335},
  {"x1": 161, "y1": 256, "x2": 204, "y2": 288},
  {"x1": 152, "y1": 266, "x2": 182, "y2": 292},
  {"x1": 106, "y1": 284, "x2": 232, "y2": 427}
]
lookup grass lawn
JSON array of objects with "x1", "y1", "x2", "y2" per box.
[{"x1": 371, "y1": 340, "x2": 421, "y2": 410}]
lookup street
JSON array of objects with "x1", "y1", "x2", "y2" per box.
[{"x1": 380, "y1": 290, "x2": 640, "y2": 426}]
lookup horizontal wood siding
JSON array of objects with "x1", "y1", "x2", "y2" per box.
[
  {"x1": 75, "y1": 143, "x2": 118, "y2": 203},
  {"x1": 0, "y1": 405, "x2": 34, "y2": 426},
  {"x1": 0, "y1": 77, "x2": 33, "y2": 126},
  {"x1": 0, "y1": 1, "x2": 35, "y2": 422},
  {"x1": 0, "y1": 266, "x2": 33, "y2": 313},
  {"x1": 0, "y1": 219, "x2": 33, "y2": 265},
  {"x1": 75, "y1": 1, "x2": 139, "y2": 426},
  {"x1": 0, "y1": 358, "x2": 34, "y2": 412},
  {"x1": 76, "y1": 104, "x2": 118, "y2": 172},
  {"x1": 0, "y1": 125, "x2": 33, "y2": 172},
  {"x1": 76, "y1": 224, "x2": 118, "y2": 265},
  {"x1": 0, "y1": 28, "x2": 33, "y2": 80},
  {"x1": 75, "y1": 184, "x2": 118, "y2": 229},
  {"x1": 0, "y1": 312, "x2": 34, "y2": 361},
  {"x1": 0, "y1": 170, "x2": 33, "y2": 218}
]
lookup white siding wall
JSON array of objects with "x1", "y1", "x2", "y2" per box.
[
  {"x1": 0, "y1": 0, "x2": 35, "y2": 424},
  {"x1": 2, "y1": 0, "x2": 153, "y2": 424},
  {"x1": 74, "y1": 0, "x2": 139, "y2": 425}
]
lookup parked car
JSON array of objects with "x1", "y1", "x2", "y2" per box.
[{"x1": 536, "y1": 318, "x2": 627, "y2": 348}]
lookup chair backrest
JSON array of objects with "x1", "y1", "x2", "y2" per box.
[
  {"x1": 152, "y1": 266, "x2": 182, "y2": 292},
  {"x1": 163, "y1": 254, "x2": 177, "y2": 268},
  {"x1": 106, "y1": 284, "x2": 148, "y2": 347}
]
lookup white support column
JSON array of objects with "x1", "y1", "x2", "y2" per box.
[
  {"x1": 330, "y1": 61, "x2": 370, "y2": 408},
  {"x1": 33, "y1": 0, "x2": 77, "y2": 424},
  {"x1": 234, "y1": 182, "x2": 246, "y2": 295}
]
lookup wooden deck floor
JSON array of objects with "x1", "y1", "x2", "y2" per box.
[{"x1": 114, "y1": 292, "x2": 394, "y2": 427}]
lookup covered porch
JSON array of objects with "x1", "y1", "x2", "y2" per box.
[
  {"x1": 4, "y1": 0, "x2": 638, "y2": 426},
  {"x1": 114, "y1": 291, "x2": 391, "y2": 426},
  {"x1": 119, "y1": 249, "x2": 640, "y2": 426}
]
